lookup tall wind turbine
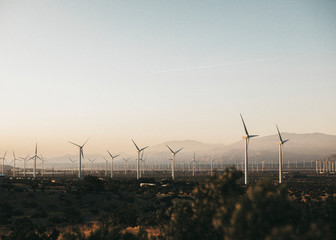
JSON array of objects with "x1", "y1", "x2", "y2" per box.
[
  {"x1": 1, "y1": 151, "x2": 7, "y2": 174},
  {"x1": 166, "y1": 145, "x2": 183, "y2": 180},
  {"x1": 240, "y1": 114, "x2": 258, "y2": 185},
  {"x1": 210, "y1": 154, "x2": 215, "y2": 176},
  {"x1": 276, "y1": 125, "x2": 289, "y2": 184},
  {"x1": 11, "y1": 152, "x2": 21, "y2": 177},
  {"x1": 69, "y1": 137, "x2": 90, "y2": 179},
  {"x1": 40, "y1": 155, "x2": 46, "y2": 177},
  {"x1": 29, "y1": 143, "x2": 41, "y2": 178},
  {"x1": 104, "y1": 158, "x2": 108, "y2": 176},
  {"x1": 131, "y1": 140, "x2": 148, "y2": 179},
  {"x1": 88, "y1": 159, "x2": 95, "y2": 174},
  {"x1": 20, "y1": 154, "x2": 30, "y2": 177},
  {"x1": 191, "y1": 152, "x2": 196, "y2": 177},
  {"x1": 123, "y1": 158, "x2": 129, "y2": 175},
  {"x1": 107, "y1": 150, "x2": 119, "y2": 178},
  {"x1": 68, "y1": 157, "x2": 76, "y2": 175}
]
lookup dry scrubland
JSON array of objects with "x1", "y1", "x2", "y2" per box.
[{"x1": 0, "y1": 169, "x2": 336, "y2": 240}]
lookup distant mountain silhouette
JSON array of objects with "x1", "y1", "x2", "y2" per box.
[{"x1": 16, "y1": 133, "x2": 336, "y2": 168}]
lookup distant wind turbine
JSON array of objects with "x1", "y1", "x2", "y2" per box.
[
  {"x1": 166, "y1": 145, "x2": 183, "y2": 180},
  {"x1": 20, "y1": 154, "x2": 30, "y2": 177},
  {"x1": 191, "y1": 152, "x2": 196, "y2": 177},
  {"x1": 88, "y1": 159, "x2": 95, "y2": 174},
  {"x1": 107, "y1": 150, "x2": 119, "y2": 178},
  {"x1": 68, "y1": 157, "x2": 76, "y2": 175},
  {"x1": 29, "y1": 143, "x2": 41, "y2": 178},
  {"x1": 40, "y1": 155, "x2": 46, "y2": 177},
  {"x1": 240, "y1": 114, "x2": 258, "y2": 184},
  {"x1": 276, "y1": 125, "x2": 289, "y2": 183},
  {"x1": 123, "y1": 158, "x2": 129, "y2": 175},
  {"x1": 1, "y1": 151, "x2": 7, "y2": 174},
  {"x1": 69, "y1": 137, "x2": 90, "y2": 179},
  {"x1": 11, "y1": 152, "x2": 21, "y2": 177},
  {"x1": 131, "y1": 140, "x2": 148, "y2": 179},
  {"x1": 210, "y1": 154, "x2": 215, "y2": 176}
]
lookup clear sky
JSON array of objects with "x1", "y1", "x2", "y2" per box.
[{"x1": 0, "y1": 0, "x2": 335, "y2": 157}]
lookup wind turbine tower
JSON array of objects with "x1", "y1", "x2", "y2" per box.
[
  {"x1": 88, "y1": 159, "x2": 96, "y2": 174},
  {"x1": 123, "y1": 158, "x2": 129, "y2": 175},
  {"x1": 69, "y1": 138, "x2": 90, "y2": 179},
  {"x1": 107, "y1": 150, "x2": 119, "y2": 178},
  {"x1": 1, "y1": 151, "x2": 7, "y2": 175},
  {"x1": 69, "y1": 157, "x2": 76, "y2": 175},
  {"x1": 166, "y1": 145, "x2": 183, "y2": 180},
  {"x1": 131, "y1": 140, "x2": 148, "y2": 179},
  {"x1": 276, "y1": 125, "x2": 289, "y2": 183},
  {"x1": 240, "y1": 114, "x2": 258, "y2": 185},
  {"x1": 11, "y1": 152, "x2": 20, "y2": 177}
]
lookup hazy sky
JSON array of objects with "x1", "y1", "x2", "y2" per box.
[{"x1": 1, "y1": 0, "x2": 335, "y2": 156}]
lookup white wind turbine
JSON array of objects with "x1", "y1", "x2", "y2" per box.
[
  {"x1": 20, "y1": 154, "x2": 30, "y2": 177},
  {"x1": 40, "y1": 155, "x2": 46, "y2": 177},
  {"x1": 68, "y1": 157, "x2": 77, "y2": 175},
  {"x1": 131, "y1": 140, "x2": 148, "y2": 179},
  {"x1": 1, "y1": 151, "x2": 7, "y2": 174},
  {"x1": 191, "y1": 152, "x2": 196, "y2": 176},
  {"x1": 210, "y1": 154, "x2": 215, "y2": 176},
  {"x1": 11, "y1": 152, "x2": 21, "y2": 177},
  {"x1": 29, "y1": 143, "x2": 41, "y2": 178},
  {"x1": 107, "y1": 150, "x2": 119, "y2": 178},
  {"x1": 69, "y1": 137, "x2": 90, "y2": 179},
  {"x1": 88, "y1": 159, "x2": 95, "y2": 174},
  {"x1": 123, "y1": 158, "x2": 129, "y2": 175},
  {"x1": 166, "y1": 145, "x2": 183, "y2": 180},
  {"x1": 104, "y1": 157, "x2": 109, "y2": 176},
  {"x1": 276, "y1": 125, "x2": 289, "y2": 184},
  {"x1": 240, "y1": 114, "x2": 258, "y2": 185}
]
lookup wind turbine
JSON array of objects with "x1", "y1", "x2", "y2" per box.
[
  {"x1": 88, "y1": 159, "x2": 95, "y2": 174},
  {"x1": 68, "y1": 137, "x2": 90, "y2": 179},
  {"x1": 19, "y1": 154, "x2": 30, "y2": 177},
  {"x1": 131, "y1": 140, "x2": 148, "y2": 179},
  {"x1": 1, "y1": 151, "x2": 7, "y2": 174},
  {"x1": 107, "y1": 150, "x2": 119, "y2": 178},
  {"x1": 104, "y1": 157, "x2": 109, "y2": 176},
  {"x1": 276, "y1": 125, "x2": 289, "y2": 183},
  {"x1": 166, "y1": 145, "x2": 183, "y2": 180},
  {"x1": 191, "y1": 152, "x2": 196, "y2": 177},
  {"x1": 11, "y1": 152, "x2": 21, "y2": 177},
  {"x1": 29, "y1": 143, "x2": 41, "y2": 178},
  {"x1": 210, "y1": 154, "x2": 215, "y2": 176},
  {"x1": 40, "y1": 155, "x2": 46, "y2": 177},
  {"x1": 68, "y1": 157, "x2": 76, "y2": 175},
  {"x1": 123, "y1": 158, "x2": 129, "y2": 175},
  {"x1": 240, "y1": 114, "x2": 258, "y2": 185}
]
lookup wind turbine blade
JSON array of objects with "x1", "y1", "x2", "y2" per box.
[
  {"x1": 283, "y1": 139, "x2": 289, "y2": 144},
  {"x1": 166, "y1": 145, "x2": 174, "y2": 154},
  {"x1": 249, "y1": 135, "x2": 259, "y2": 138},
  {"x1": 276, "y1": 125, "x2": 283, "y2": 142},
  {"x1": 131, "y1": 140, "x2": 140, "y2": 151},
  {"x1": 113, "y1": 154, "x2": 120, "y2": 158},
  {"x1": 3, "y1": 151, "x2": 7, "y2": 158},
  {"x1": 35, "y1": 143, "x2": 38, "y2": 155},
  {"x1": 81, "y1": 149, "x2": 84, "y2": 159},
  {"x1": 69, "y1": 141, "x2": 81, "y2": 147},
  {"x1": 107, "y1": 150, "x2": 113, "y2": 158},
  {"x1": 82, "y1": 137, "x2": 90, "y2": 147},
  {"x1": 13, "y1": 151, "x2": 16, "y2": 159},
  {"x1": 240, "y1": 114, "x2": 249, "y2": 136},
  {"x1": 140, "y1": 146, "x2": 149, "y2": 152},
  {"x1": 175, "y1": 148, "x2": 183, "y2": 154}
]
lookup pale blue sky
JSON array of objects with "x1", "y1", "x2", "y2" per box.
[{"x1": 0, "y1": 0, "x2": 335, "y2": 156}]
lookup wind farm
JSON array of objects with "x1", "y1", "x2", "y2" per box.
[{"x1": 1, "y1": 0, "x2": 336, "y2": 239}]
